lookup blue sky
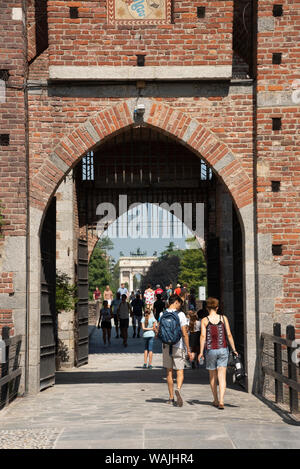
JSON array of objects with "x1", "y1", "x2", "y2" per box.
[{"x1": 101, "y1": 203, "x2": 192, "y2": 262}]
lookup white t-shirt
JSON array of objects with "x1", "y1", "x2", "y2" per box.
[
  {"x1": 187, "y1": 319, "x2": 201, "y2": 333},
  {"x1": 159, "y1": 309, "x2": 188, "y2": 350}
]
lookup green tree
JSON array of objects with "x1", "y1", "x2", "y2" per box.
[
  {"x1": 56, "y1": 271, "x2": 77, "y2": 313},
  {"x1": 140, "y1": 255, "x2": 180, "y2": 291},
  {"x1": 178, "y1": 248, "x2": 207, "y2": 292},
  {"x1": 110, "y1": 259, "x2": 120, "y2": 294},
  {"x1": 89, "y1": 246, "x2": 112, "y2": 300}
]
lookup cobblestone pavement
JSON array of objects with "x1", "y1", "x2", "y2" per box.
[{"x1": 0, "y1": 326, "x2": 300, "y2": 449}]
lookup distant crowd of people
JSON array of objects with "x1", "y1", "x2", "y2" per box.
[{"x1": 93, "y1": 284, "x2": 238, "y2": 409}]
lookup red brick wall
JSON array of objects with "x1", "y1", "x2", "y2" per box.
[
  {"x1": 0, "y1": 310, "x2": 14, "y2": 336},
  {"x1": 0, "y1": 1, "x2": 27, "y2": 238},
  {"x1": 256, "y1": 0, "x2": 300, "y2": 336},
  {"x1": 46, "y1": 1, "x2": 233, "y2": 68},
  {"x1": 0, "y1": 2, "x2": 27, "y2": 333}
]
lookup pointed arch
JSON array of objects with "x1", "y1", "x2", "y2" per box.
[{"x1": 31, "y1": 99, "x2": 252, "y2": 217}]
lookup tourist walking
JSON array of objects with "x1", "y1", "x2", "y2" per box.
[
  {"x1": 155, "y1": 284, "x2": 163, "y2": 298},
  {"x1": 144, "y1": 284, "x2": 155, "y2": 311},
  {"x1": 198, "y1": 297, "x2": 238, "y2": 409},
  {"x1": 118, "y1": 283, "x2": 129, "y2": 298},
  {"x1": 188, "y1": 288, "x2": 197, "y2": 311},
  {"x1": 158, "y1": 294, "x2": 193, "y2": 407},
  {"x1": 187, "y1": 310, "x2": 201, "y2": 368},
  {"x1": 174, "y1": 284, "x2": 181, "y2": 296},
  {"x1": 93, "y1": 286, "x2": 102, "y2": 323},
  {"x1": 98, "y1": 300, "x2": 113, "y2": 346},
  {"x1": 131, "y1": 293, "x2": 145, "y2": 338},
  {"x1": 117, "y1": 294, "x2": 132, "y2": 347},
  {"x1": 103, "y1": 285, "x2": 113, "y2": 307},
  {"x1": 129, "y1": 291, "x2": 136, "y2": 303},
  {"x1": 153, "y1": 293, "x2": 165, "y2": 321},
  {"x1": 111, "y1": 292, "x2": 122, "y2": 338},
  {"x1": 141, "y1": 309, "x2": 157, "y2": 369}
]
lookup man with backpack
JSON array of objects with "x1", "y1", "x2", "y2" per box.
[{"x1": 157, "y1": 294, "x2": 193, "y2": 407}]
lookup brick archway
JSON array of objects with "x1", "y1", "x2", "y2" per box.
[
  {"x1": 27, "y1": 99, "x2": 257, "y2": 394},
  {"x1": 31, "y1": 99, "x2": 252, "y2": 218}
]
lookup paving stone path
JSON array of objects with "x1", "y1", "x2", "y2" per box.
[{"x1": 0, "y1": 326, "x2": 300, "y2": 449}]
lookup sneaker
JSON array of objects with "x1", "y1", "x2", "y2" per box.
[
  {"x1": 143, "y1": 364, "x2": 147, "y2": 368},
  {"x1": 175, "y1": 389, "x2": 183, "y2": 407},
  {"x1": 148, "y1": 365, "x2": 153, "y2": 369},
  {"x1": 167, "y1": 398, "x2": 175, "y2": 405}
]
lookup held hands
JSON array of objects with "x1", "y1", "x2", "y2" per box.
[{"x1": 198, "y1": 354, "x2": 204, "y2": 363}]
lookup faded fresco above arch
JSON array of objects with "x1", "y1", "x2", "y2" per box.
[{"x1": 107, "y1": 0, "x2": 171, "y2": 25}]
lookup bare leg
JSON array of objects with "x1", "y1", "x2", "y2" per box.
[
  {"x1": 217, "y1": 367, "x2": 227, "y2": 405},
  {"x1": 107, "y1": 328, "x2": 111, "y2": 344},
  {"x1": 176, "y1": 369, "x2": 184, "y2": 390},
  {"x1": 209, "y1": 370, "x2": 219, "y2": 404},
  {"x1": 166, "y1": 368, "x2": 174, "y2": 399},
  {"x1": 144, "y1": 349, "x2": 148, "y2": 365},
  {"x1": 102, "y1": 328, "x2": 107, "y2": 345},
  {"x1": 148, "y1": 351, "x2": 153, "y2": 365}
]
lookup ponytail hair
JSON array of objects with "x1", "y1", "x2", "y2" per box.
[
  {"x1": 188, "y1": 310, "x2": 198, "y2": 333},
  {"x1": 144, "y1": 309, "x2": 151, "y2": 328}
]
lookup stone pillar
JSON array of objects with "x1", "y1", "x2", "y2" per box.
[
  {"x1": 129, "y1": 270, "x2": 134, "y2": 294},
  {"x1": 218, "y1": 184, "x2": 234, "y2": 325},
  {"x1": 56, "y1": 174, "x2": 76, "y2": 368}
]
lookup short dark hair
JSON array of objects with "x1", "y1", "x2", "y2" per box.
[
  {"x1": 135, "y1": 293, "x2": 140, "y2": 299},
  {"x1": 103, "y1": 300, "x2": 108, "y2": 306},
  {"x1": 156, "y1": 293, "x2": 161, "y2": 300},
  {"x1": 168, "y1": 294, "x2": 183, "y2": 306},
  {"x1": 121, "y1": 294, "x2": 127, "y2": 300}
]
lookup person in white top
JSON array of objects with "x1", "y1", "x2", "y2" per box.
[
  {"x1": 143, "y1": 284, "x2": 155, "y2": 311},
  {"x1": 158, "y1": 294, "x2": 193, "y2": 407}
]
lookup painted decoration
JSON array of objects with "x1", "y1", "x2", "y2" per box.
[{"x1": 107, "y1": 0, "x2": 171, "y2": 25}]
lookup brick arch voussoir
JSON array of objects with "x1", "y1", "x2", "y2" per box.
[
  {"x1": 145, "y1": 101, "x2": 251, "y2": 209},
  {"x1": 31, "y1": 101, "x2": 134, "y2": 213},
  {"x1": 32, "y1": 99, "x2": 251, "y2": 217}
]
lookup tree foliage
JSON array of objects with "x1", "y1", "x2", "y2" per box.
[
  {"x1": 141, "y1": 239, "x2": 207, "y2": 293},
  {"x1": 89, "y1": 245, "x2": 112, "y2": 299},
  {"x1": 140, "y1": 255, "x2": 180, "y2": 291},
  {"x1": 56, "y1": 271, "x2": 77, "y2": 313},
  {"x1": 178, "y1": 248, "x2": 207, "y2": 291}
]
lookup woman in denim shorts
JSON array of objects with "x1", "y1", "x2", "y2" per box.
[
  {"x1": 198, "y1": 297, "x2": 238, "y2": 409},
  {"x1": 141, "y1": 310, "x2": 157, "y2": 369}
]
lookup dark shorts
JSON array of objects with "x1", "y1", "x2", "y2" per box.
[
  {"x1": 113, "y1": 314, "x2": 119, "y2": 326},
  {"x1": 144, "y1": 337, "x2": 154, "y2": 352},
  {"x1": 101, "y1": 321, "x2": 112, "y2": 329},
  {"x1": 189, "y1": 331, "x2": 200, "y2": 349},
  {"x1": 120, "y1": 318, "x2": 129, "y2": 329}
]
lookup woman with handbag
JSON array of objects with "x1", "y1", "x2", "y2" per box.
[{"x1": 198, "y1": 297, "x2": 238, "y2": 410}]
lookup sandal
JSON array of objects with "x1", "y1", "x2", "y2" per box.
[
  {"x1": 218, "y1": 403, "x2": 225, "y2": 410},
  {"x1": 212, "y1": 401, "x2": 219, "y2": 408}
]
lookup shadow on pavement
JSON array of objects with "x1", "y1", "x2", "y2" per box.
[{"x1": 56, "y1": 367, "x2": 245, "y2": 392}]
